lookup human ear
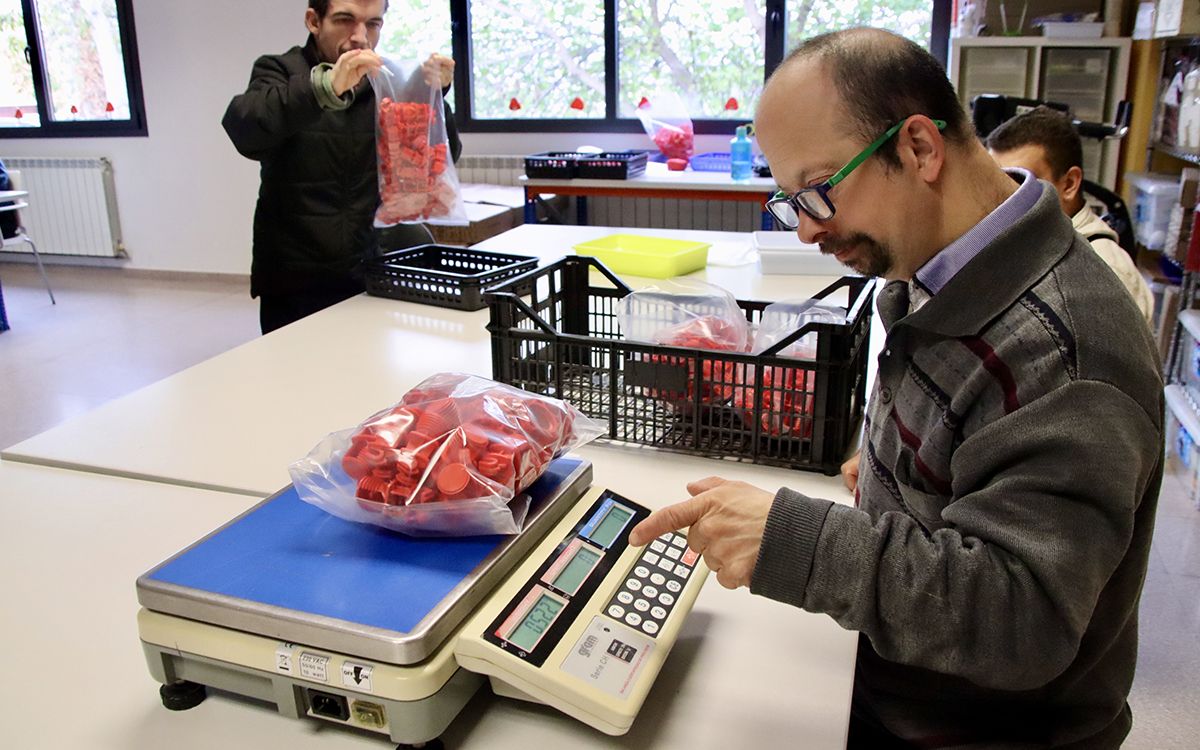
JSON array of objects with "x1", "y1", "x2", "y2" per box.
[
  {"x1": 898, "y1": 115, "x2": 945, "y2": 184},
  {"x1": 1060, "y1": 165, "x2": 1084, "y2": 203},
  {"x1": 305, "y1": 8, "x2": 320, "y2": 36}
]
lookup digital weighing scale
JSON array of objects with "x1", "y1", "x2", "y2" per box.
[{"x1": 136, "y1": 457, "x2": 710, "y2": 747}]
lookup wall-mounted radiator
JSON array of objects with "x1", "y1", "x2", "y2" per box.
[{"x1": 0, "y1": 156, "x2": 124, "y2": 258}]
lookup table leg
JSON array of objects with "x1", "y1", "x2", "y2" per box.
[
  {"x1": 577, "y1": 196, "x2": 589, "y2": 226},
  {"x1": 524, "y1": 188, "x2": 537, "y2": 225}
]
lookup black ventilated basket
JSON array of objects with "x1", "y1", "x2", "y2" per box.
[
  {"x1": 576, "y1": 151, "x2": 649, "y2": 179},
  {"x1": 364, "y1": 245, "x2": 538, "y2": 311},
  {"x1": 524, "y1": 152, "x2": 585, "y2": 179},
  {"x1": 484, "y1": 256, "x2": 875, "y2": 474}
]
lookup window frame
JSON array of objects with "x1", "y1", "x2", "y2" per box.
[
  {"x1": 2, "y1": 0, "x2": 149, "y2": 139},
  {"x1": 450, "y1": 0, "x2": 950, "y2": 135}
]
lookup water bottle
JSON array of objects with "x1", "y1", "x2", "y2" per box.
[{"x1": 730, "y1": 125, "x2": 752, "y2": 181}]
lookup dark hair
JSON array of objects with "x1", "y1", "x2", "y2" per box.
[
  {"x1": 308, "y1": 0, "x2": 388, "y2": 18},
  {"x1": 778, "y1": 28, "x2": 970, "y2": 168},
  {"x1": 984, "y1": 106, "x2": 1082, "y2": 179}
]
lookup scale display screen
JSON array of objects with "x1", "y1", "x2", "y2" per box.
[
  {"x1": 584, "y1": 503, "x2": 634, "y2": 549},
  {"x1": 549, "y1": 544, "x2": 602, "y2": 596},
  {"x1": 503, "y1": 589, "x2": 566, "y2": 652}
]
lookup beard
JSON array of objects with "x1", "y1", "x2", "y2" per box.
[{"x1": 821, "y1": 232, "x2": 894, "y2": 278}]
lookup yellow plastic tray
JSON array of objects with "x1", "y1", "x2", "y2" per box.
[{"x1": 571, "y1": 234, "x2": 711, "y2": 278}]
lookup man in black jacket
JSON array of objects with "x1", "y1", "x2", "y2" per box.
[{"x1": 223, "y1": 0, "x2": 461, "y2": 333}]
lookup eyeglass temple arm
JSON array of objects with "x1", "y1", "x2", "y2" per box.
[{"x1": 826, "y1": 118, "x2": 948, "y2": 189}]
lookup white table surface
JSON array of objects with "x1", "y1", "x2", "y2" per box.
[
  {"x1": 0, "y1": 456, "x2": 854, "y2": 749},
  {"x1": 0, "y1": 189, "x2": 28, "y2": 201},
  {"x1": 3, "y1": 225, "x2": 850, "y2": 496}
]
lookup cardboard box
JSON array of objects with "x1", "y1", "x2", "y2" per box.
[{"x1": 427, "y1": 202, "x2": 520, "y2": 246}]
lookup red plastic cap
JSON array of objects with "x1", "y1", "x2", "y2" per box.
[
  {"x1": 436, "y1": 463, "x2": 472, "y2": 495},
  {"x1": 667, "y1": 158, "x2": 688, "y2": 171}
]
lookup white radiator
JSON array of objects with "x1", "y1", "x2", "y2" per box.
[
  {"x1": 1, "y1": 156, "x2": 124, "y2": 258},
  {"x1": 457, "y1": 154, "x2": 761, "y2": 231}
]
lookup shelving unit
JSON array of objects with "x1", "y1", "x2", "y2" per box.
[{"x1": 949, "y1": 36, "x2": 1132, "y2": 189}]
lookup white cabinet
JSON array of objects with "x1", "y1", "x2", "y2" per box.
[{"x1": 949, "y1": 36, "x2": 1132, "y2": 189}]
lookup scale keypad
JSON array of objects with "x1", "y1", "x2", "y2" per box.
[{"x1": 603, "y1": 530, "x2": 697, "y2": 638}]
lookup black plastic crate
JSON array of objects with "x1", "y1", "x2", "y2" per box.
[
  {"x1": 576, "y1": 151, "x2": 649, "y2": 179},
  {"x1": 484, "y1": 256, "x2": 875, "y2": 475},
  {"x1": 364, "y1": 244, "x2": 538, "y2": 311},
  {"x1": 524, "y1": 152, "x2": 585, "y2": 179}
]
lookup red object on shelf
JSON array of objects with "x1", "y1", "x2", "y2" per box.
[
  {"x1": 654, "y1": 121, "x2": 694, "y2": 160},
  {"x1": 70, "y1": 105, "x2": 78, "y2": 114},
  {"x1": 105, "y1": 102, "x2": 114, "y2": 113},
  {"x1": 570, "y1": 97, "x2": 585, "y2": 110},
  {"x1": 637, "y1": 97, "x2": 650, "y2": 109},
  {"x1": 14, "y1": 109, "x2": 22, "y2": 120},
  {"x1": 724, "y1": 97, "x2": 739, "y2": 111},
  {"x1": 509, "y1": 97, "x2": 521, "y2": 111},
  {"x1": 667, "y1": 158, "x2": 688, "y2": 171}
]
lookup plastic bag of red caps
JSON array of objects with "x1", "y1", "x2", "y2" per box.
[
  {"x1": 371, "y1": 57, "x2": 468, "y2": 227},
  {"x1": 289, "y1": 373, "x2": 604, "y2": 537},
  {"x1": 617, "y1": 280, "x2": 752, "y2": 404},
  {"x1": 732, "y1": 300, "x2": 845, "y2": 438},
  {"x1": 635, "y1": 91, "x2": 695, "y2": 161}
]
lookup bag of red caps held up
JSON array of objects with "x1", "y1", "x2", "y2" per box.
[
  {"x1": 289, "y1": 373, "x2": 603, "y2": 537},
  {"x1": 371, "y1": 57, "x2": 468, "y2": 227}
]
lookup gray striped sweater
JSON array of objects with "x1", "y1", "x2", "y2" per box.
[{"x1": 751, "y1": 184, "x2": 1164, "y2": 749}]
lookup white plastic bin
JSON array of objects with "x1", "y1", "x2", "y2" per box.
[
  {"x1": 1127, "y1": 172, "x2": 1181, "y2": 250},
  {"x1": 753, "y1": 232, "x2": 847, "y2": 275}
]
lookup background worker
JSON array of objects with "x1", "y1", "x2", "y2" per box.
[
  {"x1": 987, "y1": 106, "x2": 1154, "y2": 322},
  {"x1": 631, "y1": 28, "x2": 1163, "y2": 749},
  {"x1": 223, "y1": 0, "x2": 460, "y2": 334}
]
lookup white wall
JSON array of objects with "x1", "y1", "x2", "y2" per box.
[{"x1": 0, "y1": 0, "x2": 739, "y2": 275}]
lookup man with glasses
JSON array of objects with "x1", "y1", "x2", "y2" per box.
[{"x1": 629, "y1": 28, "x2": 1163, "y2": 749}]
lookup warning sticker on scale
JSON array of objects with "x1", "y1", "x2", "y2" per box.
[
  {"x1": 275, "y1": 643, "x2": 294, "y2": 674},
  {"x1": 560, "y1": 616, "x2": 654, "y2": 699},
  {"x1": 342, "y1": 661, "x2": 374, "y2": 693}
]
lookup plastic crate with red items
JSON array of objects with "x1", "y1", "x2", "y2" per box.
[{"x1": 289, "y1": 373, "x2": 603, "y2": 536}]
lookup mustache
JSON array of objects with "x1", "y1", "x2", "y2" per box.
[{"x1": 820, "y1": 233, "x2": 875, "y2": 255}]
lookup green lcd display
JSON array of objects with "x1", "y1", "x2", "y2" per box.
[
  {"x1": 587, "y1": 505, "x2": 633, "y2": 548},
  {"x1": 551, "y1": 545, "x2": 601, "y2": 595},
  {"x1": 506, "y1": 593, "x2": 565, "y2": 651}
]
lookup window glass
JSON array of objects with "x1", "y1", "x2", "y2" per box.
[
  {"x1": 380, "y1": 0, "x2": 452, "y2": 61},
  {"x1": 469, "y1": 0, "x2": 606, "y2": 120},
  {"x1": 617, "y1": 0, "x2": 766, "y2": 120},
  {"x1": 34, "y1": 0, "x2": 130, "y2": 122},
  {"x1": 0, "y1": 0, "x2": 40, "y2": 127},
  {"x1": 788, "y1": 0, "x2": 933, "y2": 51}
]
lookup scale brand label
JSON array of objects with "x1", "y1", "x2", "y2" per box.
[
  {"x1": 560, "y1": 616, "x2": 653, "y2": 699},
  {"x1": 299, "y1": 652, "x2": 330, "y2": 682},
  {"x1": 342, "y1": 662, "x2": 374, "y2": 693}
]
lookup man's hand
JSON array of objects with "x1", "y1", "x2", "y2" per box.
[
  {"x1": 331, "y1": 48, "x2": 383, "y2": 96},
  {"x1": 841, "y1": 450, "x2": 861, "y2": 492},
  {"x1": 421, "y1": 53, "x2": 455, "y2": 88},
  {"x1": 627, "y1": 477, "x2": 775, "y2": 590}
]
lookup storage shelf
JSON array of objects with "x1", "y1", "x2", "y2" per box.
[
  {"x1": 1152, "y1": 141, "x2": 1200, "y2": 166},
  {"x1": 1181, "y1": 309, "x2": 1200, "y2": 342},
  {"x1": 1166, "y1": 384, "x2": 1200, "y2": 439}
]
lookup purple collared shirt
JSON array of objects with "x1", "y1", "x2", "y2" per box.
[{"x1": 908, "y1": 168, "x2": 1043, "y2": 313}]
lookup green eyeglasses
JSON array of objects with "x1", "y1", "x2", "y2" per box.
[{"x1": 766, "y1": 117, "x2": 948, "y2": 229}]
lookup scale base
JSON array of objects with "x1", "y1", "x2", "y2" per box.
[{"x1": 141, "y1": 638, "x2": 480, "y2": 746}]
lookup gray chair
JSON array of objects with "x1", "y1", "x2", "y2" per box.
[{"x1": 0, "y1": 169, "x2": 55, "y2": 304}]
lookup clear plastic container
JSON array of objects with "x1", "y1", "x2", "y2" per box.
[{"x1": 1127, "y1": 172, "x2": 1181, "y2": 251}]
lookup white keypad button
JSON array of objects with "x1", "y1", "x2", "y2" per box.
[
  {"x1": 617, "y1": 591, "x2": 634, "y2": 605},
  {"x1": 657, "y1": 533, "x2": 672, "y2": 543},
  {"x1": 651, "y1": 606, "x2": 667, "y2": 619},
  {"x1": 666, "y1": 580, "x2": 682, "y2": 593},
  {"x1": 650, "y1": 540, "x2": 667, "y2": 553},
  {"x1": 642, "y1": 585, "x2": 658, "y2": 599},
  {"x1": 674, "y1": 563, "x2": 690, "y2": 577},
  {"x1": 659, "y1": 592, "x2": 675, "y2": 606},
  {"x1": 665, "y1": 547, "x2": 682, "y2": 560},
  {"x1": 671, "y1": 536, "x2": 687, "y2": 548},
  {"x1": 634, "y1": 599, "x2": 650, "y2": 612},
  {"x1": 650, "y1": 573, "x2": 666, "y2": 586},
  {"x1": 626, "y1": 579, "x2": 642, "y2": 592},
  {"x1": 644, "y1": 552, "x2": 661, "y2": 565},
  {"x1": 608, "y1": 605, "x2": 625, "y2": 618},
  {"x1": 634, "y1": 565, "x2": 650, "y2": 578},
  {"x1": 625, "y1": 612, "x2": 642, "y2": 626},
  {"x1": 642, "y1": 621, "x2": 660, "y2": 635},
  {"x1": 658, "y1": 558, "x2": 675, "y2": 572}
]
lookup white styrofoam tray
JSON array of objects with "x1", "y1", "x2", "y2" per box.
[{"x1": 753, "y1": 232, "x2": 847, "y2": 275}]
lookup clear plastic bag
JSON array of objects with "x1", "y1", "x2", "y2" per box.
[
  {"x1": 636, "y1": 91, "x2": 695, "y2": 161},
  {"x1": 371, "y1": 56, "x2": 468, "y2": 227},
  {"x1": 733, "y1": 300, "x2": 846, "y2": 438},
  {"x1": 617, "y1": 279, "x2": 751, "y2": 403},
  {"x1": 289, "y1": 373, "x2": 604, "y2": 537}
]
